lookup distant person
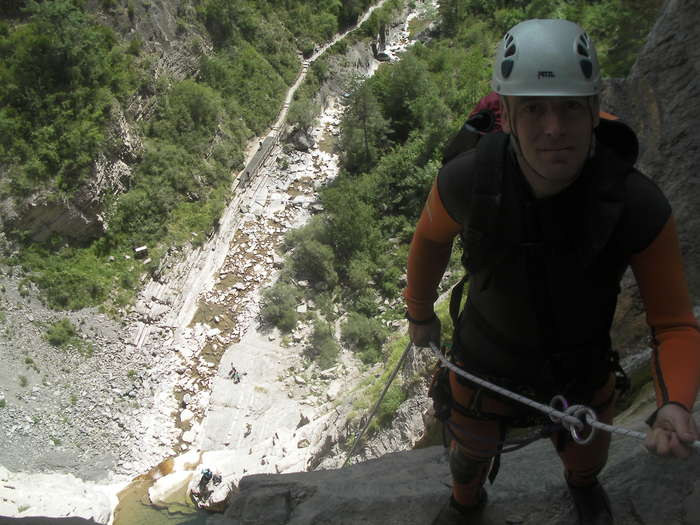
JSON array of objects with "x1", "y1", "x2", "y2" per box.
[
  {"x1": 199, "y1": 467, "x2": 213, "y2": 489},
  {"x1": 229, "y1": 364, "x2": 241, "y2": 383},
  {"x1": 404, "y1": 19, "x2": 700, "y2": 525}
]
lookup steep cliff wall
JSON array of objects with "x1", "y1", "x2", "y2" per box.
[{"x1": 603, "y1": 0, "x2": 700, "y2": 350}]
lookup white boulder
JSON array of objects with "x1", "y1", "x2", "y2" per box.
[
  {"x1": 148, "y1": 470, "x2": 193, "y2": 507},
  {"x1": 180, "y1": 409, "x2": 195, "y2": 425}
]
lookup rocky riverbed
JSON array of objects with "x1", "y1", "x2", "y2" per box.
[{"x1": 0, "y1": 96, "x2": 344, "y2": 477}]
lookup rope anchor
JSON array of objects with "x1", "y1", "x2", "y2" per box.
[{"x1": 549, "y1": 395, "x2": 597, "y2": 445}]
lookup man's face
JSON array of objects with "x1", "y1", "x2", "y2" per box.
[{"x1": 501, "y1": 96, "x2": 599, "y2": 184}]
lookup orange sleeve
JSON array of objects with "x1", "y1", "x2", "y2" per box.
[
  {"x1": 403, "y1": 178, "x2": 463, "y2": 321},
  {"x1": 630, "y1": 216, "x2": 700, "y2": 411}
]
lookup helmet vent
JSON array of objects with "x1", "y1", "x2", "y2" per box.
[
  {"x1": 501, "y1": 59, "x2": 514, "y2": 79},
  {"x1": 577, "y1": 43, "x2": 589, "y2": 57},
  {"x1": 505, "y1": 33, "x2": 514, "y2": 47},
  {"x1": 505, "y1": 43, "x2": 516, "y2": 58},
  {"x1": 580, "y1": 59, "x2": 593, "y2": 79}
]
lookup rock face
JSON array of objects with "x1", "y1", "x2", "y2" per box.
[
  {"x1": 602, "y1": 0, "x2": 700, "y2": 350},
  {"x1": 0, "y1": 465, "x2": 116, "y2": 524},
  {"x1": 221, "y1": 387, "x2": 700, "y2": 525}
]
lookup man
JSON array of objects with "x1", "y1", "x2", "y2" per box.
[{"x1": 404, "y1": 19, "x2": 700, "y2": 524}]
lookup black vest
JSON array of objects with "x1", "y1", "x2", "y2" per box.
[{"x1": 449, "y1": 127, "x2": 637, "y2": 401}]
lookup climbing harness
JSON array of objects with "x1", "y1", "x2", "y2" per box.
[{"x1": 428, "y1": 341, "x2": 700, "y2": 449}]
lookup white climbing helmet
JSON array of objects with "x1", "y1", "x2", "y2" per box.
[{"x1": 491, "y1": 19, "x2": 601, "y2": 97}]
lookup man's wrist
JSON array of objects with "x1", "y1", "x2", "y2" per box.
[
  {"x1": 405, "y1": 311, "x2": 438, "y2": 325},
  {"x1": 645, "y1": 401, "x2": 690, "y2": 427}
]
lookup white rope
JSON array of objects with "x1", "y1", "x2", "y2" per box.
[{"x1": 428, "y1": 342, "x2": 700, "y2": 449}]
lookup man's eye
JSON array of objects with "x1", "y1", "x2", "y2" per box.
[
  {"x1": 566, "y1": 100, "x2": 584, "y2": 110},
  {"x1": 524, "y1": 104, "x2": 539, "y2": 114}
]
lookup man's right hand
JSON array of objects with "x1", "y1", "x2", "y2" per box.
[{"x1": 408, "y1": 316, "x2": 441, "y2": 348}]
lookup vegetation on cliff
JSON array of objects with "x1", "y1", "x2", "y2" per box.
[{"x1": 0, "y1": 0, "x2": 380, "y2": 311}]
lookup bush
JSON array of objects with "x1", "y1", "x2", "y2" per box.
[
  {"x1": 306, "y1": 317, "x2": 339, "y2": 369},
  {"x1": 284, "y1": 216, "x2": 330, "y2": 250},
  {"x1": 492, "y1": 7, "x2": 526, "y2": 35},
  {"x1": 347, "y1": 288, "x2": 382, "y2": 318},
  {"x1": 45, "y1": 318, "x2": 78, "y2": 347},
  {"x1": 346, "y1": 256, "x2": 373, "y2": 293},
  {"x1": 375, "y1": 262, "x2": 403, "y2": 299},
  {"x1": 314, "y1": 290, "x2": 338, "y2": 321},
  {"x1": 149, "y1": 80, "x2": 223, "y2": 147},
  {"x1": 20, "y1": 241, "x2": 115, "y2": 310},
  {"x1": 260, "y1": 282, "x2": 299, "y2": 333},
  {"x1": 374, "y1": 382, "x2": 407, "y2": 429},
  {"x1": 291, "y1": 238, "x2": 338, "y2": 290},
  {"x1": 341, "y1": 312, "x2": 389, "y2": 365}
]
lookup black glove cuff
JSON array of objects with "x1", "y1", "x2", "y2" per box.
[
  {"x1": 645, "y1": 401, "x2": 690, "y2": 427},
  {"x1": 405, "y1": 311, "x2": 437, "y2": 325}
]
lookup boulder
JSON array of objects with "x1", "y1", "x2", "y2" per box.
[
  {"x1": 0, "y1": 465, "x2": 115, "y2": 524},
  {"x1": 287, "y1": 128, "x2": 315, "y2": 152},
  {"x1": 180, "y1": 409, "x2": 195, "y2": 425},
  {"x1": 188, "y1": 476, "x2": 232, "y2": 513},
  {"x1": 148, "y1": 470, "x2": 193, "y2": 507},
  {"x1": 171, "y1": 448, "x2": 202, "y2": 472}
]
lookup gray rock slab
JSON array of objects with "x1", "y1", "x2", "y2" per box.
[
  {"x1": 223, "y1": 396, "x2": 700, "y2": 525},
  {"x1": 201, "y1": 330, "x2": 306, "y2": 453}
]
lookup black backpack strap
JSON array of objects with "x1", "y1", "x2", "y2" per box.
[
  {"x1": 465, "y1": 132, "x2": 510, "y2": 259},
  {"x1": 449, "y1": 132, "x2": 510, "y2": 329}
]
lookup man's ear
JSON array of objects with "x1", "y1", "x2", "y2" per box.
[{"x1": 499, "y1": 95, "x2": 512, "y2": 134}]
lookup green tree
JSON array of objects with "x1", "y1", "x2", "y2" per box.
[
  {"x1": 582, "y1": 0, "x2": 663, "y2": 77},
  {"x1": 340, "y1": 82, "x2": 390, "y2": 174},
  {"x1": 373, "y1": 53, "x2": 432, "y2": 142},
  {"x1": 291, "y1": 238, "x2": 338, "y2": 290},
  {"x1": 0, "y1": 0, "x2": 134, "y2": 192},
  {"x1": 260, "y1": 282, "x2": 299, "y2": 333},
  {"x1": 321, "y1": 178, "x2": 382, "y2": 264}
]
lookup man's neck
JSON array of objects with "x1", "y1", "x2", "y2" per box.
[{"x1": 516, "y1": 152, "x2": 582, "y2": 199}]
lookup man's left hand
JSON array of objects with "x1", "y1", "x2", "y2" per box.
[{"x1": 644, "y1": 403, "x2": 698, "y2": 459}]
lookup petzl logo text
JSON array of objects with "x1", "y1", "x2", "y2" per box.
[{"x1": 538, "y1": 71, "x2": 556, "y2": 79}]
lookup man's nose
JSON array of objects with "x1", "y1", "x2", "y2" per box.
[{"x1": 542, "y1": 107, "x2": 565, "y2": 136}]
